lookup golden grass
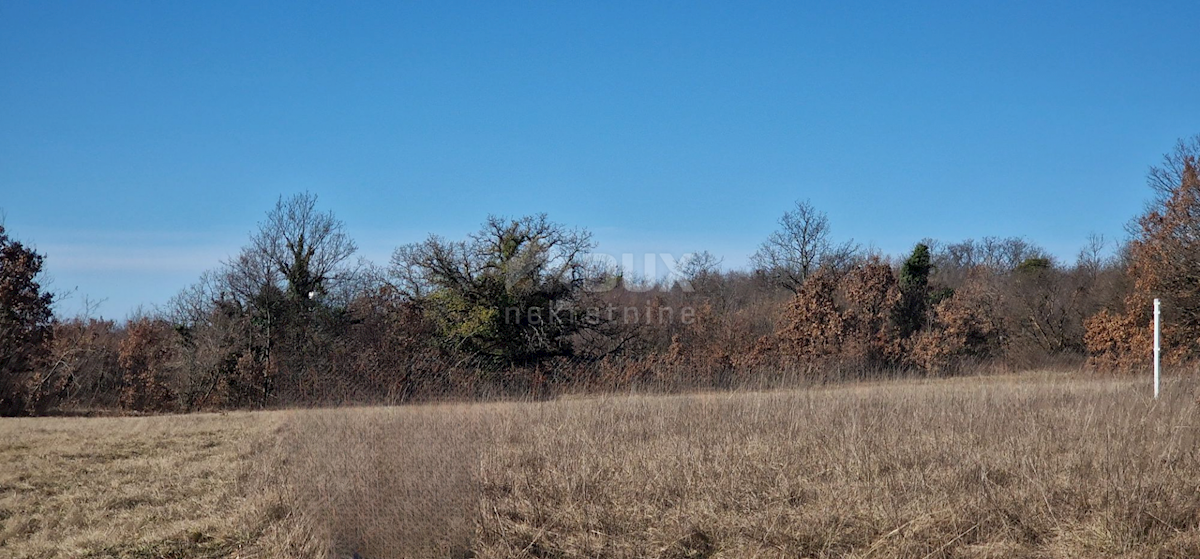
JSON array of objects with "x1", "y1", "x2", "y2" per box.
[
  {"x1": 467, "y1": 374, "x2": 1200, "y2": 558},
  {"x1": 4, "y1": 372, "x2": 1200, "y2": 558},
  {"x1": 0, "y1": 410, "x2": 285, "y2": 558}
]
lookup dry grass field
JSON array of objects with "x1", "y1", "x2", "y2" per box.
[
  {"x1": 0, "y1": 410, "x2": 286, "y2": 558},
  {"x1": 3, "y1": 372, "x2": 1200, "y2": 558}
]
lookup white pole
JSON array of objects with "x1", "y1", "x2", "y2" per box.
[{"x1": 1154, "y1": 298, "x2": 1161, "y2": 399}]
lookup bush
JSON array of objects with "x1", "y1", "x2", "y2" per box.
[{"x1": 118, "y1": 318, "x2": 177, "y2": 412}]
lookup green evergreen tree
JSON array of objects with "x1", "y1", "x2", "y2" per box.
[{"x1": 897, "y1": 243, "x2": 933, "y2": 338}]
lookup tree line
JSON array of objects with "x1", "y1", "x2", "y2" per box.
[{"x1": 1, "y1": 135, "x2": 1197, "y2": 415}]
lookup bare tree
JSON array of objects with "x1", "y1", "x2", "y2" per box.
[
  {"x1": 251, "y1": 192, "x2": 358, "y2": 301},
  {"x1": 1076, "y1": 233, "x2": 1110, "y2": 277},
  {"x1": 1147, "y1": 134, "x2": 1200, "y2": 206},
  {"x1": 751, "y1": 200, "x2": 858, "y2": 292},
  {"x1": 224, "y1": 249, "x2": 284, "y2": 306},
  {"x1": 679, "y1": 251, "x2": 723, "y2": 282},
  {"x1": 473, "y1": 214, "x2": 595, "y2": 293},
  {"x1": 391, "y1": 214, "x2": 595, "y2": 300},
  {"x1": 166, "y1": 193, "x2": 356, "y2": 320},
  {"x1": 931, "y1": 236, "x2": 1049, "y2": 289},
  {"x1": 158, "y1": 193, "x2": 361, "y2": 408},
  {"x1": 390, "y1": 237, "x2": 481, "y2": 299}
]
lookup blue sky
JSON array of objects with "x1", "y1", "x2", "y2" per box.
[{"x1": 2, "y1": 1, "x2": 1197, "y2": 318}]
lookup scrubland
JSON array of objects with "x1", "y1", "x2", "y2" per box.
[{"x1": 3, "y1": 372, "x2": 1200, "y2": 558}]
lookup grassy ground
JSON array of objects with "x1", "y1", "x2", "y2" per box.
[
  {"x1": 2, "y1": 372, "x2": 1199, "y2": 558},
  {"x1": 0, "y1": 410, "x2": 285, "y2": 558}
]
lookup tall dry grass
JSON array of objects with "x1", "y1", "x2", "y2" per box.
[
  {"x1": 4, "y1": 372, "x2": 1200, "y2": 558},
  {"x1": 260, "y1": 372, "x2": 1200, "y2": 558}
]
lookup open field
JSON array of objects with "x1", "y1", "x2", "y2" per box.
[
  {"x1": 3, "y1": 372, "x2": 1200, "y2": 558},
  {"x1": 0, "y1": 410, "x2": 286, "y2": 558}
]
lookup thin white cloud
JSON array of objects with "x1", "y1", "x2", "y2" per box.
[
  {"x1": 41, "y1": 243, "x2": 233, "y2": 273},
  {"x1": 12, "y1": 226, "x2": 242, "y2": 273}
]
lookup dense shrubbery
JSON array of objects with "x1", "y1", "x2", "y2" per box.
[{"x1": 2, "y1": 136, "x2": 1198, "y2": 415}]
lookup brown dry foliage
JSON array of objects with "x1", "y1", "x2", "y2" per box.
[
  {"x1": 839, "y1": 258, "x2": 904, "y2": 366},
  {"x1": 1086, "y1": 158, "x2": 1200, "y2": 371},
  {"x1": 760, "y1": 259, "x2": 1005, "y2": 374},
  {"x1": 45, "y1": 318, "x2": 123, "y2": 410},
  {"x1": 117, "y1": 318, "x2": 177, "y2": 412},
  {"x1": 1084, "y1": 309, "x2": 1153, "y2": 372},
  {"x1": 775, "y1": 270, "x2": 845, "y2": 361},
  {"x1": 339, "y1": 291, "x2": 449, "y2": 402},
  {"x1": 908, "y1": 272, "x2": 1004, "y2": 372}
]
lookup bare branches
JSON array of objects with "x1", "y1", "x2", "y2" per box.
[
  {"x1": 387, "y1": 214, "x2": 600, "y2": 366},
  {"x1": 251, "y1": 192, "x2": 357, "y2": 300},
  {"x1": 930, "y1": 236, "x2": 1050, "y2": 290},
  {"x1": 167, "y1": 192, "x2": 357, "y2": 324},
  {"x1": 679, "y1": 251, "x2": 723, "y2": 281},
  {"x1": 390, "y1": 214, "x2": 596, "y2": 302},
  {"x1": 751, "y1": 200, "x2": 859, "y2": 292},
  {"x1": 1147, "y1": 134, "x2": 1200, "y2": 206},
  {"x1": 390, "y1": 237, "x2": 479, "y2": 299}
]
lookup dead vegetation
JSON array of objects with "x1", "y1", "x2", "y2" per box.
[
  {"x1": 465, "y1": 374, "x2": 1200, "y2": 558},
  {"x1": 0, "y1": 410, "x2": 284, "y2": 558},
  {"x1": 4, "y1": 373, "x2": 1200, "y2": 558}
]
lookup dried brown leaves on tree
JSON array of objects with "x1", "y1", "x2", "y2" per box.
[
  {"x1": 908, "y1": 272, "x2": 1003, "y2": 372},
  {"x1": 775, "y1": 270, "x2": 845, "y2": 361},
  {"x1": 1085, "y1": 139, "x2": 1200, "y2": 371},
  {"x1": 0, "y1": 224, "x2": 55, "y2": 415},
  {"x1": 760, "y1": 255, "x2": 1006, "y2": 374},
  {"x1": 839, "y1": 258, "x2": 903, "y2": 366},
  {"x1": 118, "y1": 318, "x2": 176, "y2": 412}
]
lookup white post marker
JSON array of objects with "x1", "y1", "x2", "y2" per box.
[{"x1": 1153, "y1": 298, "x2": 1161, "y2": 399}]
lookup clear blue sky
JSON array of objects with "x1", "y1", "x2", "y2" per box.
[{"x1": 2, "y1": 1, "x2": 1197, "y2": 319}]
